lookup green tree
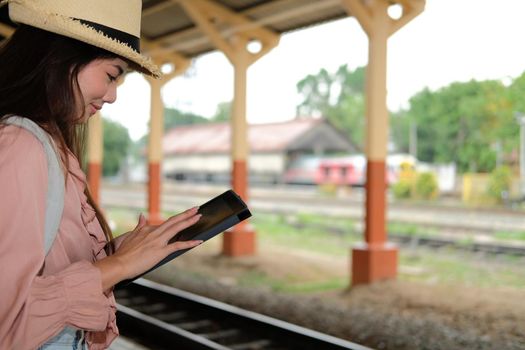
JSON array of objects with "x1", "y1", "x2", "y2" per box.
[
  {"x1": 296, "y1": 65, "x2": 366, "y2": 148},
  {"x1": 506, "y1": 71, "x2": 525, "y2": 157},
  {"x1": 164, "y1": 107, "x2": 209, "y2": 130},
  {"x1": 102, "y1": 118, "x2": 131, "y2": 176},
  {"x1": 508, "y1": 71, "x2": 525, "y2": 114},
  {"x1": 296, "y1": 68, "x2": 335, "y2": 117},
  {"x1": 211, "y1": 101, "x2": 231, "y2": 122},
  {"x1": 390, "y1": 110, "x2": 412, "y2": 153},
  {"x1": 486, "y1": 165, "x2": 512, "y2": 203},
  {"x1": 413, "y1": 172, "x2": 439, "y2": 200},
  {"x1": 393, "y1": 80, "x2": 515, "y2": 173}
]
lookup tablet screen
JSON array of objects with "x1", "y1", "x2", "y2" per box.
[
  {"x1": 169, "y1": 193, "x2": 235, "y2": 243},
  {"x1": 116, "y1": 190, "x2": 250, "y2": 287}
]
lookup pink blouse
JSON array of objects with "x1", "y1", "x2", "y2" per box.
[{"x1": 0, "y1": 125, "x2": 118, "y2": 349}]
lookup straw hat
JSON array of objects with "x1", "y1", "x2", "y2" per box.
[{"x1": 2, "y1": 0, "x2": 160, "y2": 77}]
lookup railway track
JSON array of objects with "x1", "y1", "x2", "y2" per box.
[
  {"x1": 390, "y1": 234, "x2": 525, "y2": 256},
  {"x1": 286, "y1": 221, "x2": 525, "y2": 257},
  {"x1": 115, "y1": 279, "x2": 371, "y2": 350},
  {"x1": 101, "y1": 184, "x2": 525, "y2": 233},
  {"x1": 102, "y1": 184, "x2": 525, "y2": 256}
]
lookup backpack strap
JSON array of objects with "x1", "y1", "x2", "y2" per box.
[{"x1": 3, "y1": 116, "x2": 65, "y2": 255}]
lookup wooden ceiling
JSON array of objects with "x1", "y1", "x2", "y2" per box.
[{"x1": 0, "y1": 0, "x2": 349, "y2": 61}]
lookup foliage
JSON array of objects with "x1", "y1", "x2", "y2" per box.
[
  {"x1": 392, "y1": 79, "x2": 518, "y2": 173},
  {"x1": 129, "y1": 133, "x2": 147, "y2": 160},
  {"x1": 391, "y1": 179, "x2": 412, "y2": 199},
  {"x1": 413, "y1": 172, "x2": 439, "y2": 200},
  {"x1": 212, "y1": 101, "x2": 231, "y2": 122},
  {"x1": 164, "y1": 107, "x2": 209, "y2": 130},
  {"x1": 486, "y1": 165, "x2": 512, "y2": 203},
  {"x1": 296, "y1": 66, "x2": 525, "y2": 174},
  {"x1": 392, "y1": 171, "x2": 438, "y2": 200},
  {"x1": 508, "y1": 71, "x2": 525, "y2": 115},
  {"x1": 296, "y1": 65, "x2": 365, "y2": 149},
  {"x1": 390, "y1": 110, "x2": 412, "y2": 153},
  {"x1": 102, "y1": 118, "x2": 131, "y2": 176}
]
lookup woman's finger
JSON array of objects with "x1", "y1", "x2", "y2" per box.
[
  {"x1": 156, "y1": 207, "x2": 199, "y2": 235},
  {"x1": 159, "y1": 213, "x2": 202, "y2": 243},
  {"x1": 135, "y1": 213, "x2": 147, "y2": 231},
  {"x1": 167, "y1": 239, "x2": 203, "y2": 253}
]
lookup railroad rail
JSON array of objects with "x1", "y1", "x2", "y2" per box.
[
  {"x1": 287, "y1": 221, "x2": 525, "y2": 257},
  {"x1": 115, "y1": 279, "x2": 371, "y2": 350},
  {"x1": 101, "y1": 184, "x2": 525, "y2": 233},
  {"x1": 390, "y1": 233, "x2": 525, "y2": 256}
]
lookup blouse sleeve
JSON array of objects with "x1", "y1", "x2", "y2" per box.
[{"x1": 0, "y1": 126, "x2": 112, "y2": 350}]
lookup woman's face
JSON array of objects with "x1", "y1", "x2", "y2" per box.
[{"x1": 76, "y1": 57, "x2": 128, "y2": 122}]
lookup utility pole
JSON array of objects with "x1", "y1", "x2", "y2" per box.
[
  {"x1": 516, "y1": 113, "x2": 525, "y2": 198},
  {"x1": 409, "y1": 121, "x2": 417, "y2": 158}
]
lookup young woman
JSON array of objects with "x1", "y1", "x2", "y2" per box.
[{"x1": 0, "y1": 1, "x2": 202, "y2": 349}]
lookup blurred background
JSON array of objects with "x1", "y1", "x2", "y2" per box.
[{"x1": 16, "y1": 0, "x2": 525, "y2": 349}]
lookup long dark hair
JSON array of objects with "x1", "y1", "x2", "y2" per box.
[{"x1": 0, "y1": 25, "x2": 116, "y2": 251}]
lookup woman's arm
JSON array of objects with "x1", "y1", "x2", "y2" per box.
[{"x1": 0, "y1": 126, "x2": 111, "y2": 349}]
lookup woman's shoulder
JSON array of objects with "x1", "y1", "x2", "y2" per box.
[{"x1": 0, "y1": 124, "x2": 47, "y2": 168}]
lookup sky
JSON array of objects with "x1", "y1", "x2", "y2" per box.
[{"x1": 103, "y1": 0, "x2": 525, "y2": 141}]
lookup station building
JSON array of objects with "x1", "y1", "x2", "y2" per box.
[{"x1": 162, "y1": 117, "x2": 358, "y2": 184}]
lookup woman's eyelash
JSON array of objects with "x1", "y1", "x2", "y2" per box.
[{"x1": 107, "y1": 73, "x2": 117, "y2": 82}]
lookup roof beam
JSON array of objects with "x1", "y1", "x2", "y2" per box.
[
  {"x1": 341, "y1": 0, "x2": 373, "y2": 35},
  {"x1": 342, "y1": 0, "x2": 424, "y2": 37},
  {"x1": 142, "y1": 1, "x2": 175, "y2": 17},
  {"x1": 149, "y1": 0, "x2": 341, "y2": 54},
  {"x1": 175, "y1": 0, "x2": 279, "y2": 63},
  {"x1": 389, "y1": 0, "x2": 425, "y2": 36},
  {"x1": 141, "y1": 37, "x2": 190, "y2": 74}
]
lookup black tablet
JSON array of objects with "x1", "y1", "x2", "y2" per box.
[{"x1": 116, "y1": 189, "x2": 251, "y2": 287}]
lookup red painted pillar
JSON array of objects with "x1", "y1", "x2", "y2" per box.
[
  {"x1": 145, "y1": 57, "x2": 190, "y2": 225},
  {"x1": 87, "y1": 163, "x2": 102, "y2": 203},
  {"x1": 147, "y1": 162, "x2": 163, "y2": 225},
  {"x1": 351, "y1": 161, "x2": 397, "y2": 284},
  {"x1": 147, "y1": 77, "x2": 164, "y2": 225},
  {"x1": 177, "y1": 1, "x2": 279, "y2": 257},
  {"x1": 222, "y1": 60, "x2": 256, "y2": 257},
  {"x1": 223, "y1": 160, "x2": 256, "y2": 256},
  {"x1": 87, "y1": 113, "x2": 102, "y2": 204},
  {"x1": 339, "y1": 0, "x2": 427, "y2": 285}
]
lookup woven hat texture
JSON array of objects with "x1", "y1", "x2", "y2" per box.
[{"x1": 3, "y1": 0, "x2": 160, "y2": 77}]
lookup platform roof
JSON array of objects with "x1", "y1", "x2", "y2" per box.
[{"x1": 0, "y1": 0, "x2": 349, "y2": 60}]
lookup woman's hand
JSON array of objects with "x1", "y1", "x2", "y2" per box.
[{"x1": 94, "y1": 207, "x2": 202, "y2": 290}]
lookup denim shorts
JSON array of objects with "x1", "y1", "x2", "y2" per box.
[{"x1": 38, "y1": 327, "x2": 86, "y2": 350}]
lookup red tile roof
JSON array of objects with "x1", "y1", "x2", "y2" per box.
[{"x1": 163, "y1": 118, "x2": 325, "y2": 155}]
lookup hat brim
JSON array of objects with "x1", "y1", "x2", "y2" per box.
[{"x1": 9, "y1": 0, "x2": 160, "y2": 77}]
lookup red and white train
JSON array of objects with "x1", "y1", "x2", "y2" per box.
[{"x1": 282, "y1": 154, "x2": 417, "y2": 186}]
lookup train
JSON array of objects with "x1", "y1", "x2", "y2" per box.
[{"x1": 282, "y1": 153, "x2": 417, "y2": 186}]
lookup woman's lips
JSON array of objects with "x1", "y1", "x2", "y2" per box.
[{"x1": 89, "y1": 104, "x2": 101, "y2": 115}]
